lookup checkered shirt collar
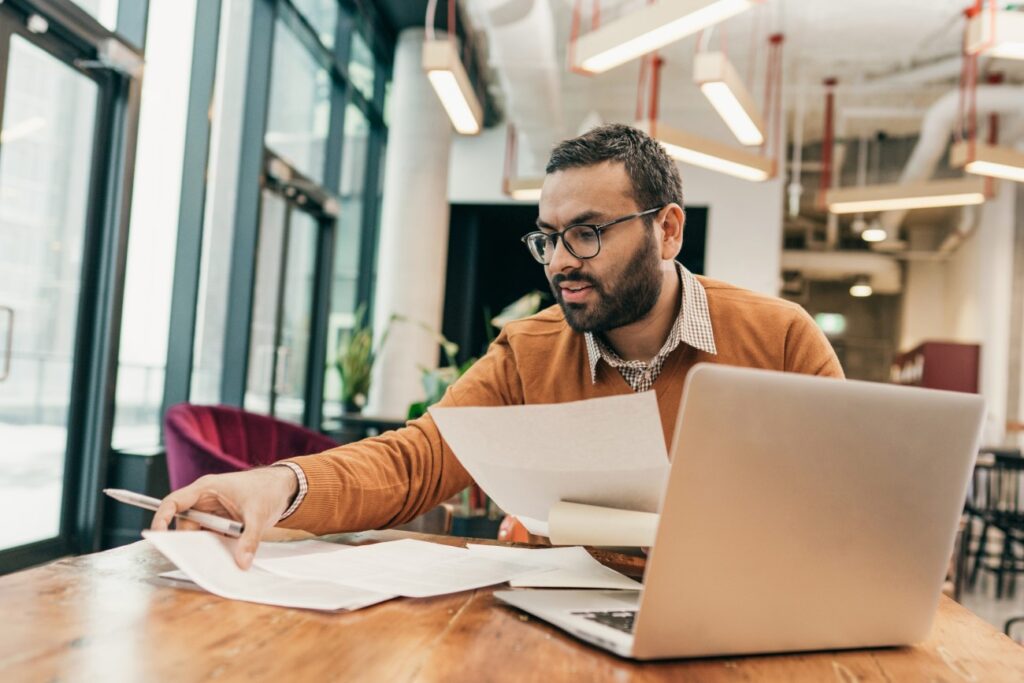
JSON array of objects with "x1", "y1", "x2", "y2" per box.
[{"x1": 585, "y1": 262, "x2": 718, "y2": 385}]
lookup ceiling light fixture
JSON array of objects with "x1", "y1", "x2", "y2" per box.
[
  {"x1": 861, "y1": 226, "x2": 888, "y2": 243},
  {"x1": 573, "y1": 0, "x2": 758, "y2": 74},
  {"x1": 636, "y1": 120, "x2": 774, "y2": 182},
  {"x1": 423, "y1": 38, "x2": 483, "y2": 135},
  {"x1": 694, "y1": 51, "x2": 765, "y2": 145},
  {"x1": 504, "y1": 177, "x2": 543, "y2": 201},
  {"x1": 501, "y1": 123, "x2": 543, "y2": 201},
  {"x1": 966, "y1": 6, "x2": 1024, "y2": 61},
  {"x1": 825, "y1": 178, "x2": 988, "y2": 214},
  {"x1": 950, "y1": 140, "x2": 1024, "y2": 183},
  {"x1": 849, "y1": 276, "x2": 873, "y2": 298}
]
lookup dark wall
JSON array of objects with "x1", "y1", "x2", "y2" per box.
[
  {"x1": 678, "y1": 207, "x2": 708, "y2": 276},
  {"x1": 442, "y1": 204, "x2": 549, "y2": 365},
  {"x1": 442, "y1": 204, "x2": 708, "y2": 365}
]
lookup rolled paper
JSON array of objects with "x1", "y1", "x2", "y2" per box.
[{"x1": 548, "y1": 501, "x2": 659, "y2": 547}]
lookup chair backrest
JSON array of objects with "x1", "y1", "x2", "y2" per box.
[
  {"x1": 164, "y1": 403, "x2": 338, "y2": 490},
  {"x1": 972, "y1": 451, "x2": 1024, "y2": 518}
]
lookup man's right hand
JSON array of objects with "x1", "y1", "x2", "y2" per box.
[{"x1": 150, "y1": 466, "x2": 299, "y2": 570}]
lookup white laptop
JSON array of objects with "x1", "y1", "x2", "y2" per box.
[{"x1": 495, "y1": 363, "x2": 986, "y2": 660}]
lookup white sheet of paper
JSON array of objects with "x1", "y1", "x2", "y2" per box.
[
  {"x1": 430, "y1": 392, "x2": 670, "y2": 534},
  {"x1": 254, "y1": 538, "x2": 532, "y2": 598},
  {"x1": 143, "y1": 531, "x2": 393, "y2": 611},
  {"x1": 465, "y1": 544, "x2": 642, "y2": 590}
]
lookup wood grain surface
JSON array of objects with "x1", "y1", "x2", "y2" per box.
[{"x1": 2, "y1": 530, "x2": 1022, "y2": 682}]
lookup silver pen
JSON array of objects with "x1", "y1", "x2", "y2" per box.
[{"x1": 104, "y1": 488, "x2": 244, "y2": 537}]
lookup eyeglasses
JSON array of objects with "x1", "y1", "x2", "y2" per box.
[{"x1": 521, "y1": 206, "x2": 664, "y2": 265}]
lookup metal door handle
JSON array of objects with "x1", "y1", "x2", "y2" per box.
[
  {"x1": 0, "y1": 306, "x2": 13, "y2": 382},
  {"x1": 274, "y1": 346, "x2": 289, "y2": 394}
]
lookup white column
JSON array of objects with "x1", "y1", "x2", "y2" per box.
[
  {"x1": 901, "y1": 180, "x2": 1017, "y2": 445},
  {"x1": 367, "y1": 29, "x2": 454, "y2": 418}
]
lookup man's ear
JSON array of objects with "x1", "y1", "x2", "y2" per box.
[{"x1": 659, "y1": 204, "x2": 685, "y2": 259}]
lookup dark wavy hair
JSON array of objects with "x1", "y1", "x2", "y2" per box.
[{"x1": 545, "y1": 123, "x2": 684, "y2": 219}]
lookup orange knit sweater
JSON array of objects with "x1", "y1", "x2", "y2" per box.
[{"x1": 280, "y1": 276, "x2": 844, "y2": 534}]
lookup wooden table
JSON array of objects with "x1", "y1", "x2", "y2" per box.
[{"x1": 3, "y1": 531, "x2": 1023, "y2": 682}]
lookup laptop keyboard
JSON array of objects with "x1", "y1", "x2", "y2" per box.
[{"x1": 572, "y1": 610, "x2": 637, "y2": 634}]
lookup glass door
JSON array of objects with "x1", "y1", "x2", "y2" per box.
[
  {"x1": 244, "y1": 169, "x2": 325, "y2": 425},
  {"x1": 244, "y1": 190, "x2": 288, "y2": 418},
  {"x1": 275, "y1": 210, "x2": 318, "y2": 424},
  {"x1": 0, "y1": 21, "x2": 102, "y2": 554}
]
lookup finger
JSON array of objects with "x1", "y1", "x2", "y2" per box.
[
  {"x1": 151, "y1": 486, "x2": 202, "y2": 531},
  {"x1": 174, "y1": 518, "x2": 201, "y2": 531},
  {"x1": 234, "y1": 518, "x2": 264, "y2": 570}
]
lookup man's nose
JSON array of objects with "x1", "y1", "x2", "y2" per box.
[{"x1": 547, "y1": 234, "x2": 582, "y2": 273}]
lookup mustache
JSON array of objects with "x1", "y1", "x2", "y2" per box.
[{"x1": 551, "y1": 272, "x2": 600, "y2": 289}]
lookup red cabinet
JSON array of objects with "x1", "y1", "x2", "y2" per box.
[{"x1": 890, "y1": 342, "x2": 980, "y2": 393}]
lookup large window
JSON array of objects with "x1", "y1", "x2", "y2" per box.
[
  {"x1": 264, "y1": 18, "x2": 331, "y2": 185},
  {"x1": 188, "y1": 0, "x2": 391, "y2": 431},
  {"x1": 322, "y1": 103, "x2": 369, "y2": 416},
  {"x1": 190, "y1": 0, "x2": 253, "y2": 406},
  {"x1": 112, "y1": 0, "x2": 197, "y2": 449},
  {"x1": 0, "y1": 34, "x2": 99, "y2": 551},
  {"x1": 348, "y1": 31, "x2": 374, "y2": 101},
  {"x1": 0, "y1": 0, "x2": 145, "y2": 571},
  {"x1": 292, "y1": 0, "x2": 337, "y2": 49}
]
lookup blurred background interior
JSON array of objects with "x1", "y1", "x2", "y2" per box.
[{"x1": 1, "y1": 0, "x2": 1024, "y2": 638}]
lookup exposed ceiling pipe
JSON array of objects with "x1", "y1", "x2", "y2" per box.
[
  {"x1": 859, "y1": 54, "x2": 964, "y2": 92},
  {"x1": 470, "y1": 0, "x2": 563, "y2": 170},
  {"x1": 877, "y1": 85, "x2": 1024, "y2": 238}
]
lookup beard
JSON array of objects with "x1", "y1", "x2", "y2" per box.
[{"x1": 549, "y1": 235, "x2": 664, "y2": 334}]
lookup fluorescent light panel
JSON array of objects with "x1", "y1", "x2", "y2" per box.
[
  {"x1": 849, "y1": 283, "x2": 873, "y2": 298},
  {"x1": 635, "y1": 120, "x2": 773, "y2": 182},
  {"x1": 574, "y1": 0, "x2": 755, "y2": 74},
  {"x1": 423, "y1": 39, "x2": 482, "y2": 135},
  {"x1": 950, "y1": 141, "x2": 1024, "y2": 183},
  {"x1": 826, "y1": 178, "x2": 988, "y2": 214},
  {"x1": 505, "y1": 177, "x2": 543, "y2": 201},
  {"x1": 967, "y1": 8, "x2": 1024, "y2": 60},
  {"x1": 694, "y1": 52, "x2": 765, "y2": 146}
]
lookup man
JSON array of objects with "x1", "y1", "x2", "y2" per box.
[{"x1": 153, "y1": 124, "x2": 843, "y2": 568}]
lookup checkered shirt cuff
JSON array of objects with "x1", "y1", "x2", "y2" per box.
[{"x1": 273, "y1": 461, "x2": 308, "y2": 520}]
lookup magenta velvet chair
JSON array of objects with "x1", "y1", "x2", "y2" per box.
[{"x1": 164, "y1": 403, "x2": 338, "y2": 490}]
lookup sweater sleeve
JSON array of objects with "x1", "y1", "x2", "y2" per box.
[
  {"x1": 276, "y1": 329, "x2": 523, "y2": 535},
  {"x1": 783, "y1": 307, "x2": 845, "y2": 379}
]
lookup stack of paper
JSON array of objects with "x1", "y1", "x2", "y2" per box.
[
  {"x1": 144, "y1": 531, "x2": 642, "y2": 612},
  {"x1": 143, "y1": 531, "x2": 391, "y2": 611}
]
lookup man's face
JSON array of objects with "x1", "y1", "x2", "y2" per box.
[{"x1": 537, "y1": 162, "x2": 664, "y2": 334}]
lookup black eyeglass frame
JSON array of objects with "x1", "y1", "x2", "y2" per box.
[{"x1": 520, "y1": 206, "x2": 666, "y2": 265}]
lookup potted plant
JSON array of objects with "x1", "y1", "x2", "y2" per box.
[{"x1": 335, "y1": 305, "x2": 391, "y2": 414}]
